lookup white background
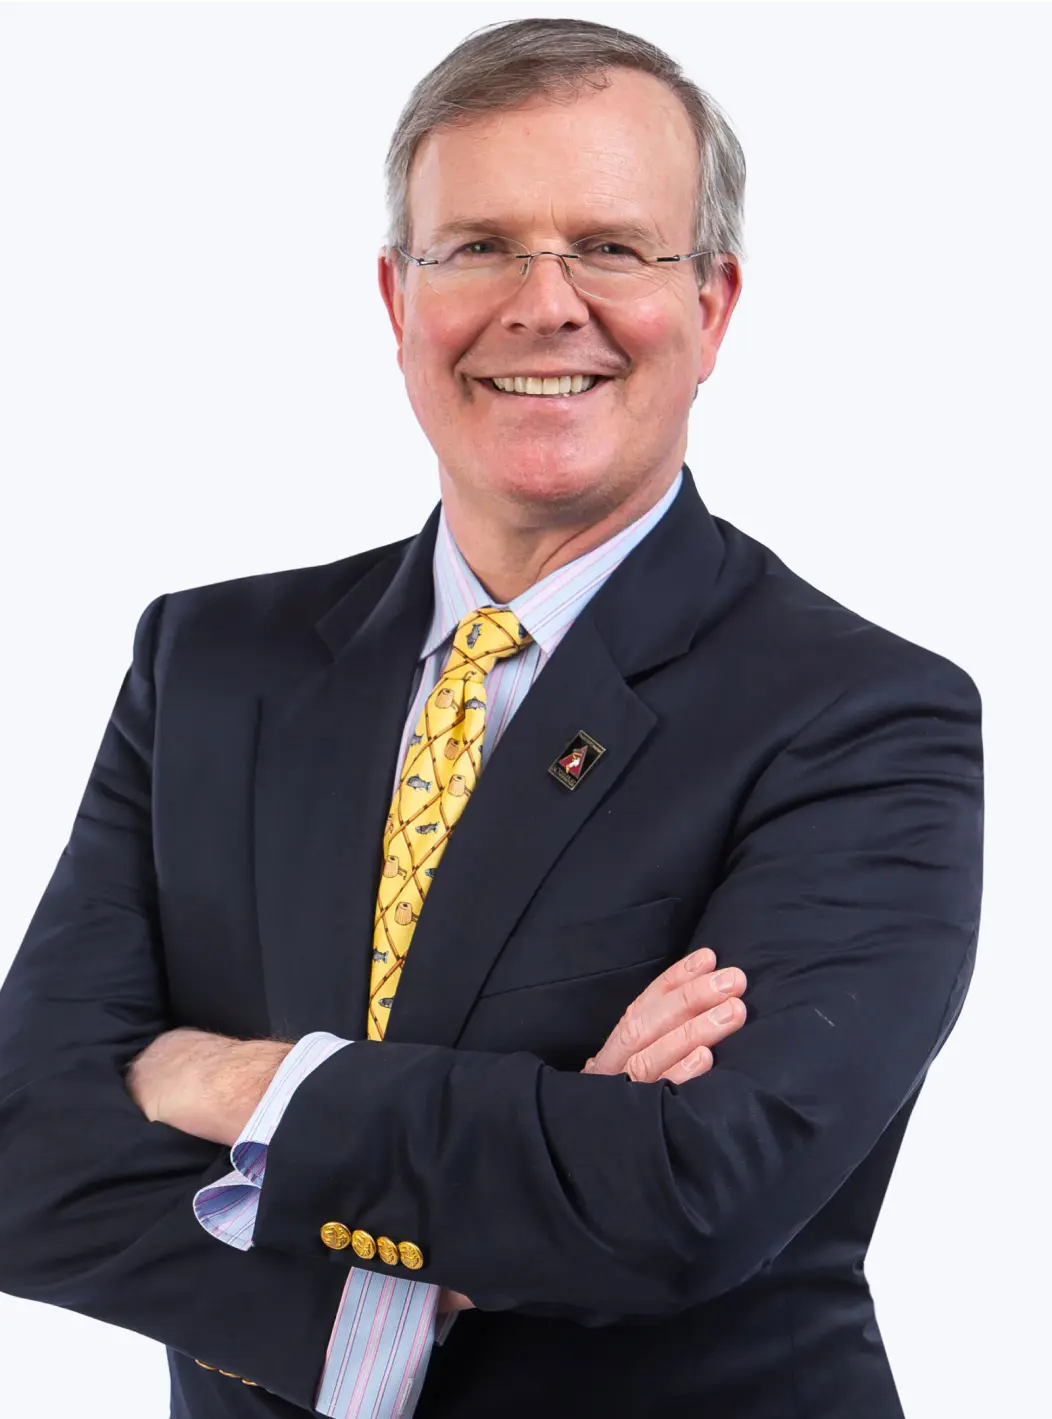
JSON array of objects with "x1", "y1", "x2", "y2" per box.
[{"x1": 0, "y1": 2, "x2": 1048, "y2": 1415}]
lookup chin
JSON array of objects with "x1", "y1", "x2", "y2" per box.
[{"x1": 472, "y1": 441, "x2": 619, "y2": 506}]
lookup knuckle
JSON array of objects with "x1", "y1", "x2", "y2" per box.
[
  {"x1": 684, "y1": 982, "x2": 709, "y2": 1015},
  {"x1": 617, "y1": 1012, "x2": 644, "y2": 1051},
  {"x1": 683, "y1": 1013, "x2": 712, "y2": 1045}
]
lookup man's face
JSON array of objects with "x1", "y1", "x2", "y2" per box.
[{"x1": 378, "y1": 67, "x2": 741, "y2": 524}]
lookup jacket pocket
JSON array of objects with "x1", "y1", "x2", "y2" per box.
[{"x1": 479, "y1": 895, "x2": 682, "y2": 996}]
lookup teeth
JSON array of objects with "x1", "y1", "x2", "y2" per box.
[{"x1": 490, "y1": 375, "x2": 599, "y2": 397}]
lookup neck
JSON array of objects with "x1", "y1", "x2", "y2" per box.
[{"x1": 438, "y1": 460, "x2": 682, "y2": 604}]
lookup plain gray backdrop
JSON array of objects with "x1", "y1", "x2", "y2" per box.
[{"x1": 0, "y1": 3, "x2": 1047, "y2": 1416}]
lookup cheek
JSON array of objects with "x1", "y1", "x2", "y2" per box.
[
  {"x1": 403, "y1": 297, "x2": 477, "y2": 380},
  {"x1": 621, "y1": 297, "x2": 697, "y2": 363},
  {"x1": 401, "y1": 306, "x2": 479, "y2": 437},
  {"x1": 612, "y1": 312, "x2": 699, "y2": 417}
]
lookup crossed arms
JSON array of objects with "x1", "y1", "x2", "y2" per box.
[{"x1": 0, "y1": 594, "x2": 983, "y2": 1406}]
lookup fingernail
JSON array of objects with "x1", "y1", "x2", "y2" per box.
[
  {"x1": 686, "y1": 948, "x2": 711, "y2": 973},
  {"x1": 713, "y1": 969, "x2": 737, "y2": 994},
  {"x1": 709, "y1": 1001, "x2": 737, "y2": 1025}
]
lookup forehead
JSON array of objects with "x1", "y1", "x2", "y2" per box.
[{"x1": 408, "y1": 67, "x2": 698, "y2": 246}]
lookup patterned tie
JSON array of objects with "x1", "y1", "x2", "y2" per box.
[{"x1": 367, "y1": 606, "x2": 532, "y2": 1040}]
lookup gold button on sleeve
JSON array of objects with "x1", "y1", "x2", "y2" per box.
[
  {"x1": 218, "y1": 1370, "x2": 239, "y2": 1378},
  {"x1": 376, "y1": 1235, "x2": 399, "y2": 1265},
  {"x1": 241, "y1": 1379, "x2": 259, "y2": 1386},
  {"x1": 194, "y1": 1360, "x2": 217, "y2": 1370},
  {"x1": 351, "y1": 1228, "x2": 377, "y2": 1259},
  {"x1": 398, "y1": 1241, "x2": 424, "y2": 1270},
  {"x1": 320, "y1": 1222, "x2": 352, "y2": 1251}
]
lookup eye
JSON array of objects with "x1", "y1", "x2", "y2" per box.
[
  {"x1": 453, "y1": 240, "x2": 508, "y2": 258},
  {"x1": 582, "y1": 241, "x2": 645, "y2": 263}
]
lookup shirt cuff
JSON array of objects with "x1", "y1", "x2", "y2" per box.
[
  {"x1": 316, "y1": 1271, "x2": 442, "y2": 1418},
  {"x1": 192, "y1": 1031, "x2": 352, "y2": 1250}
]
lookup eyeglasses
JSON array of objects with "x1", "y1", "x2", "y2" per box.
[{"x1": 395, "y1": 237, "x2": 718, "y2": 303}]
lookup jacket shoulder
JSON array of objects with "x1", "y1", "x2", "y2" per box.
[
  {"x1": 133, "y1": 534, "x2": 415, "y2": 682},
  {"x1": 170, "y1": 535, "x2": 410, "y2": 622},
  {"x1": 718, "y1": 518, "x2": 981, "y2": 707}
]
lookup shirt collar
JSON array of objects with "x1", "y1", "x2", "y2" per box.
[{"x1": 420, "y1": 467, "x2": 684, "y2": 662}]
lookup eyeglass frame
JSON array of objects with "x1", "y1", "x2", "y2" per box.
[{"x1": 393, "y1": 240, "x2": 720, "y2": 299}]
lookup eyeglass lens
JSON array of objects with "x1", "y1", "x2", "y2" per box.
[{"x1": 422, "y1": 243, "x2": 684, "y2": 302}]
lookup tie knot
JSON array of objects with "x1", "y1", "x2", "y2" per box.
[{"x1": 449, "y1": 606, "x2": 532, "y2": 674}]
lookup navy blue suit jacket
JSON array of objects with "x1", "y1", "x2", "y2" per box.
[{"x1": 0, "y1": 467, "x2": 983, "y2": 1417}]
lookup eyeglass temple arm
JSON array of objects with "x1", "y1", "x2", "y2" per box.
[
  {"x1": 395, "y1": 248, "x2": 438, "y2": 267},
  {"x1": 654, "y1": 250, "x2": 715, "y2": 264}
]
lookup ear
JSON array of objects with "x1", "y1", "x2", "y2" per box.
[
  {"x1": 696, "y1": 256, "x2": 743, "y2": 387},
  {"x1": 377, "y1": 247, "x2": 406, "y2": 373}
]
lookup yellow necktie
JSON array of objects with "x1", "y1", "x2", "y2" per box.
[{"x1": 367, "y1": 606, "x2": 533, "y2": 1041}]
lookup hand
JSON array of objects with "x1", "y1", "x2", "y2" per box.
[
  {"x1": 125, "y1": 1027, "x2": 293, "y2": 1147},
  {"x1": 436, "y1": 946, "x2": 748, "y2": 1316},
  {"x1": 584, "y1": 945, "x2": 747, "y2": 1083}
]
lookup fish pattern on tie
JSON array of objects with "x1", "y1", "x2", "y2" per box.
[{"x1": 367, "y1": 606, "x2": 532, "y2": 1041}]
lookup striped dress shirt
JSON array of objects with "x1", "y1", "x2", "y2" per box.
[{"x1": 192, "y1": 465, "x2": 684, "y2": 1416}]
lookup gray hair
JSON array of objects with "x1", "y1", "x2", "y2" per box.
[{"x1": 384, "y1": 17, "x2": 747, "y2": 289}]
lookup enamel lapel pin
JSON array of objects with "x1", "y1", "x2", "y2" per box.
[{"x1": 548, "y1": 729, "x2": 606, "y2": 792}]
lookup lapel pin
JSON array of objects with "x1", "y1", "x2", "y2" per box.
[{"x1": 549, "y1": 729, "x2": 606, "y2": 792}]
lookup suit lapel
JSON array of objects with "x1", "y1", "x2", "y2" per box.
[
  {"x1": 254, "y1": 466, "x2": 728, "y2": 1046},
  {"x1": 254, "y1": 504, "x2": 441, "y2": 1039}
]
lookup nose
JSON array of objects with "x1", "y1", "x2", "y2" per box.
[{"x1": 497, "y1": 251, "x2": 590, "y2": 336}]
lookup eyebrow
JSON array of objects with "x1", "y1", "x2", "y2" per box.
[{"x1": 425, "y1": 217, "x2": 664, "y2": 247}]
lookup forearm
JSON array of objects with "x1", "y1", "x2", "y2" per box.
[
  {"x1": 250, "y1": 1041, "x2": 799, "y2": 1318},
  {"x1": 251, "y1": 968, "x2": 964, "y2": 1323}
]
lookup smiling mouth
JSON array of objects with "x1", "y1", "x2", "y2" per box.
[{"x1": 475, "y1": 375, "x2": 611, "y2": 399}]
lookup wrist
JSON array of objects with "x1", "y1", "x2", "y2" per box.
[{"x1": 207, "y1": 1038, "x2": 295, "y2": 1148}]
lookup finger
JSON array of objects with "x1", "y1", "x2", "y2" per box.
[
  {"x1": 580, "y1": 947, "x2": 717, "y2": 1075},
  {"x1": 590, "y1": 964, "x2": 747, "y2": 1076},
  {"x1": 593, "y1": 945, "x2": 720, "y2": 1055},
  {"x1": 623, "y1": 996, "x2": 747, "y2": 1084},
  {"x1": 627, "y1": 945, "x2": 718, "y2": 1016},
  {"x1": 590, "y1": 962, "x2": 748, "y2": 1077},
  {"x1": 662, "y1": 1048, "x2": 714, "y2": 1085}
]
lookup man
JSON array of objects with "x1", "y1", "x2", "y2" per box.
[{"x1": 0, "y1": 16, "x2": 983, "y2": 1419}]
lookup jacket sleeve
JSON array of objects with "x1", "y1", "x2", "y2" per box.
[
  {"x1": 192, "y1": 1029, "x2": 460, "y2": 1347},
  {"x1": 248, "y1": 656, "x2": 984, "y2": 1323},
  {"x1": 0, "y1": 597, "x2": 346, "y2": 1406}
]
